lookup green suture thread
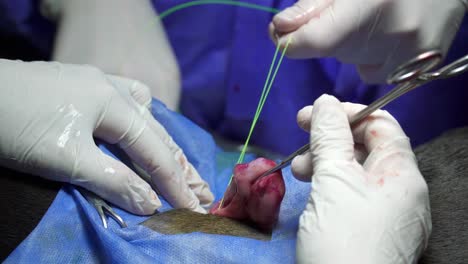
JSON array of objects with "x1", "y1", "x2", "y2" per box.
[
  {"x1": 237, "y1": 37, "x2": 292, "y2": 164},
  {"x1": 219, "y1": 37, "x2": 291, "y2": 209},
  {"x1": 236, "y1": 40, "x2": 280, "y2": 164},
  {"x1": 159, "y1": 0, "x2": 280, "y2": 19},
  {"x1": 158, "y1": 0, "x2": 290, "y2": 209}
]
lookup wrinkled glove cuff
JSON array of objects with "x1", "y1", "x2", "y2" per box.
[{"x1": 40, "y1": 0, "x2": 66, "y2": 21}]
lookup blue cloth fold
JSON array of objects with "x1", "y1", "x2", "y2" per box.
[{"x1": 5, "y1": 99, "x2": 309, "y2": 263}]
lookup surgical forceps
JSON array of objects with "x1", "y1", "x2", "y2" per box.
[
  {"x1": 78, "y1": 187, "x2": 127, "y2": 229},
  {"x1": 258, "y1": 50, "x2": 468, "y2": 179}
]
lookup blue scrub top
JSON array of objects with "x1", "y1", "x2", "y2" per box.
[{"x1": 1, "y1": 0, "x2": 468, "y2": 156}]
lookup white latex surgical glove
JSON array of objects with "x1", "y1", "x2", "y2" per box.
[
  {"x1": 269, "y1": 0, "x2": 466, "y2": 83},
  {"x1": 292, "y1": 95, "x2": 431, "y2": 264},
  {"x1": 41, "y1": 0, "x2": 181, "y2": 110},
  {"x1": 0, "y1": 59, "x2": 213, "y2": 215}
]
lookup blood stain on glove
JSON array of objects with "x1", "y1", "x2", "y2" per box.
[
  {"x1": 377, "y1": 178, "x2": 385, "y2": 186},
  {"x1": 209, "y1": 158, "x2": 286, "y2": 232}
]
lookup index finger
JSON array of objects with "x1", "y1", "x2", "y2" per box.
[{"x1": 107, "y1": 75, "x2": 214, "y2": 206}]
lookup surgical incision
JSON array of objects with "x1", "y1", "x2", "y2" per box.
[{"x1": 210, "y1": 158, "x2": 286, "y2": 232}]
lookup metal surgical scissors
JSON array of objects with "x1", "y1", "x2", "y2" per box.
[{"x1": 258, "y1": 50, "x2": 468, "y2": 179}]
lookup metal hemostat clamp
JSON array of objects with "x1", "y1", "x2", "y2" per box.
[
  {"x1": 78, "y1": 187, "x2": 127, "y2": 229},
  {"x1": 257, "y1": 50, "x2": 468, "y2": 179}
]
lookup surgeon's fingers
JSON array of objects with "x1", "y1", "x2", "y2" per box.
[
  {"x1": 72, "y1": 142, "x2": 161, "y2": 215},
  {"x1": 339, "y1": 103, "x2": 415, "y2": 174},
  {"x1": 297, "y1": 101, "x2": 396, "y2": 149},
  {"x1": 147, "y1": 119, "x2": 214, "y2": 206},
  {"x1": 292, "y1": 95, "x2": 355, "y2": 180},
  {"x1": 270, "y1": 0, "x2": 359, "y2": 58},
  {"x1": 339, "y1": 103, "x2": 407, "y2": 150},
  {"x1": 143, "y1": 117, "x2": 213, "y2": 206},
  {"x1": 291, "y1": 105, "x2": 314, "y2": 181},
  {"x1": 95, "y1": 93, "x2": 205, "y2": 213},
  {"x1": 292, "y1": 142, "x2": 368, "y2": 181},
  {"x1": 300, "y1": 101, "x2": 415, "y2": 175},
  {"x1": 291, "y1": 103, "x2": 411, "y2": 181},
  {"x1": 310, "y1": 94, "x2": 355, "y2": 162},
  {"x1": 108, "y1": 76, "x2": 214, "y2": 206},
  {"x1": 298, "y1": 102, "x2": 404, "y2": 153},
  {"x1": 297, "y1": 105, "x2": 313, "y2": 132},
  {"x1": 173, "y1": 151, "x2": 214, "y2": 206},
  {"x1": 271, "y1": 0, "x2": 333, "y2": 35},
  {"x1": 107, "y1": 75, "x2": 152, "y2": 110},
  {"x1": 291, "y1": 151, "x2": 314, "y2": 182}
]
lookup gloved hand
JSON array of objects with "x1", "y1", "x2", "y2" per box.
[
  {"x1": 269, "y1": 0, "x2": 466, "y2": 83},
  {"x1": 292, "y1": 95, "x2": 431, "y2": 263},
  {"x1": 41, "y1": 0, "x2": 181, "y2": 110},
  {"x1": 0, "y1": 59, "x2": 213, "y2": 215}
]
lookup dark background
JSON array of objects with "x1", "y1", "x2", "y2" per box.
[{"x1": 0, "y1": 32, "x2": 59, "y2": 261}]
